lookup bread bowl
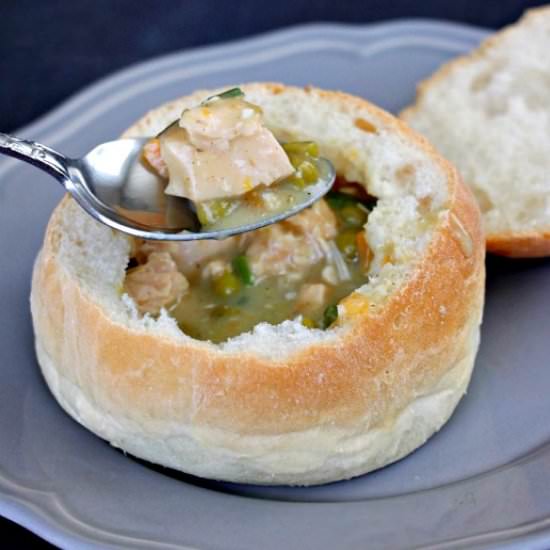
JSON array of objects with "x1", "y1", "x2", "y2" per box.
[
  {"x1": 30, "y1": 83, "x2": 485, "y2": 486},
  {"x1": 401, "y1": 7, "x2": 550, "y2": 258}
]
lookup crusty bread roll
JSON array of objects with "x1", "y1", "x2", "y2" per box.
[
  {"x1": 31, "y1": 84, "x2": 485, "y2": 486},
  {"x1": 401, "y1": 7, "x2": 550, "y2": 258}
]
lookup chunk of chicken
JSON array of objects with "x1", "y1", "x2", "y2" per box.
[
  {"x1": 247, "y1": 200, "x2": 338, "y2": 281},
  {"x1": 295, "y1": 283, "x2": 330, "y2": 316},
  {"x1": 180, "y1": 97, "x2": 262, "y2": 149},
  {"x1": 155, "y1": 96, "x2": 293, "y2": 202},
  {"x1": 132, "y1": 239, "x2": 178, "y2": 264},
  {"x1": 124, "y1": 251, "x2": 189, "y2": 315},
  {"x1": 247, "y1": 224, "x2": 316, "y2": 282},
  {"x1": 283, "y1": 200, "x2": 338, "y2": 241},
  {"x1": 172, "y1": 237, "x2": 248, "y2": 279},
  {"x1": 131, "y1": 237, "x2": 247, "y2": 280}
]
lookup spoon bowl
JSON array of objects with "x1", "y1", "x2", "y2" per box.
[{"x1": 0, "y1": 133, "x2": 335, "y2": 241}]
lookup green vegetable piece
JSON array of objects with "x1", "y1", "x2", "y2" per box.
[
  {"x1": 298, "y1": 160, "x2": 318, "y2": 184},
  {"x1": 232, "y1": 255, "x2": 254, "y2": 286},
  {"x1": 216, "y1": 87, "x2": 245, "y2": 99},
  {"x1": 336, "y1": 229, "x2": 359, "y2": 261},
  {"x1": 325, "y1": 191, "x2": 360, "y2": 210},
  {"x1": 282, "y1": 141, "x2": 319, "y2": 157},
  {"x1": 286, "y1": 173, "x2": 306, "y2": 188},
  {"x1": 340, "y1": 204, "x2": 368, "y2": 228},
  {"x1": 283, "y1": 141, "x2": 320, "y2": 174},
  {"x1": 286, "y1": 152, "x2": 304, "y2": 171},
  {"x1": 322, "y1": 304, "x2": 338, "y2": 329},
  {"x1": 205, "y1": 87, "x2": 244, "y2": 102},
  {"x1": 212, "y1": 270, "x2": 241, "y2": 297},
  {"x1": 196, "y1": 199, "x2": 233, "y2": 226}
]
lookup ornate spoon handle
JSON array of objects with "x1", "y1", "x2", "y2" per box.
[{"x1": 0, "y1": 132, "x2": 70, "y2": 183}]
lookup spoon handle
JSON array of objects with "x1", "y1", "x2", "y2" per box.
[{"x1": 0, "y1": 132, "x2": 70, "y2": 184}]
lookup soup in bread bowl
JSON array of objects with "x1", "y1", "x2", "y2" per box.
[{"x1": 31, "y1": 83, "x2": 484, "y2": 485}]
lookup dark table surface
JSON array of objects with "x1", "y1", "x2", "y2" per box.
[{"x1": 1, "y1": 0, "x2": 547, "y2": 547}]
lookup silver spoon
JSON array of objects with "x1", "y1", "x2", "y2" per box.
[{"x1": 0, "y1": 132, "x2": 335, "y2": 241}]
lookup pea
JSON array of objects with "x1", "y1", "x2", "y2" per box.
[
  {"x1": 282, "y1": 141, "x2": 319, "y2": 158},
  {"x1": 286, "y1": 152, "x2": 304, "y2": 171},
  {"x1": 212, "y1": 270, "x2": 241, "y2": 296},
  {"x1": 196, "y1": 199, "x2": 232, "y2": 226},
  {"x1": 322, "y1": 304, "x2": 338, "y2": 329},
  {"x1": 301, "y1": 317, "x2": 318, "y2": 329},
  {"x1": 340, "y1": 204, "x2": 368, "y2": 228},
  {"x1": 336, "y1": 230, "x2": 358, "y2": 260},
  {"x1": 298, "y1": 160, "x2": 318, "y2": 184},
  {"x1": 232, "y1": 255, "x2": 254, "y2": 286},
  {"x1": 287, "y1": 173, "x2": 306, "y2": 188}
]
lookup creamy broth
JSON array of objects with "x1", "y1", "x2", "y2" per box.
[
  {"x1": 125, "y1": 89, "x2": 377, "y2": 342},
  {"x1": 199, "y1": 168, "x2": 329, "y2": 233},
  {"x1": 125, "y1": 181, "x2": 375, "y2": 343},
  {"x1": 172, "y1": 243, "x2": 369, "y2": 342}
]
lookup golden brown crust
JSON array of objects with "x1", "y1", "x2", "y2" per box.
[
  {"x1": 486, "y1": 230, "x2": 550, "y2": 258},
  {"x1": 400, "y1": 7, "x2": 550, "y2": 258},
  {"x1": 31, "y1": 84, "x2": 485, "y2": 484}
]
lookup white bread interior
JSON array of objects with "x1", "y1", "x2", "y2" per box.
[
  {"x1": 31, "y1": 84, "x2": 485, "y2": 485},
  {"x1": 401, "y1": 7, "x2": 550, "y2": 257}
]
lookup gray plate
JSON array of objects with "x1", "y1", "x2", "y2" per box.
[{"x1": 1, "y1": 19, "x2": 550, "y2": 550}]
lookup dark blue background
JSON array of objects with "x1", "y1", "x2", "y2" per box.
[
  {"x1": 1, "y1": 0, "x2": 546, "y2": 547},
  {"x1": 2, "y1": 0, "x2": 547, "y2": 132}
]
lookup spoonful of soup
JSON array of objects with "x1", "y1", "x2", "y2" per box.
[{"x1": 0, "y1": 88, "x2": 335, "y2": 241}]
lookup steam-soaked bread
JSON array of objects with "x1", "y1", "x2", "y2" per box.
[
  {"x1": 31, "y1": 84, "x2": 484, "y2": 485},
  {"x1": 401, "y1": 7, "x2": 550, "y2": 257}
]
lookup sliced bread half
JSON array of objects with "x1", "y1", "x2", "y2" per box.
[{"x1": 401, "y1": 7, "x2": 550, "y2": 257}]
